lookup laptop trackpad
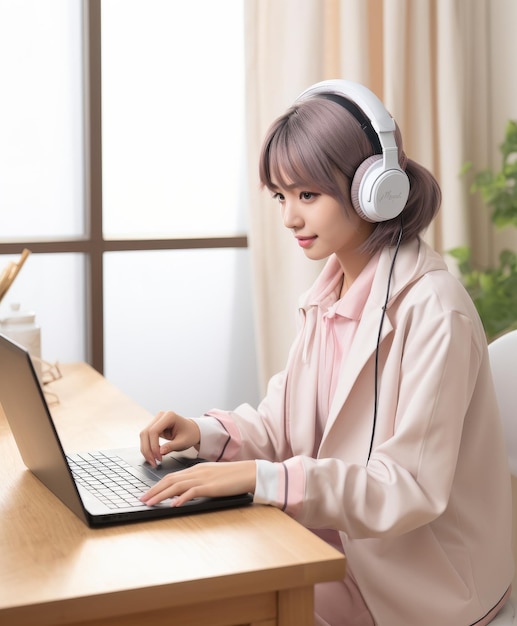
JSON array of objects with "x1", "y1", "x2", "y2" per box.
[{"x1": 141, "y1": 453, "x2": 202, "y2": 480}]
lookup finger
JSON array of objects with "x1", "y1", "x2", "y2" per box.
[
  {"x1": 139, "y1": 429, "x2": 157, "y2": 467},
  {"x1": 168, "y1": 487, "x2": 202, "y2": 507},
  {"x1": 158, "y1": 417, "x2": 200, "y2": 455},
  {"x1": 147, "y1": 484, "x2": 200, "y2": 508},
  {"x1": 140, "y1": 475, "x2": 199, "y2": 506},
  {"x1": 139, "y1": 470, "x2": 183, "y2": 501},
  {"x1": 140, "y1": 411, "x2": 173, "y2": 465},
  {"x1": 158, "y1": 434, "x2": 190, "y2": 456},
  {"x1": 150, "y1": 411, "x2": 176, "y2": 461}
]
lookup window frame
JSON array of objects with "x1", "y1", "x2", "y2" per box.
[{"x1": 0, "y1": 0, "x2": 247, "y2": 374}]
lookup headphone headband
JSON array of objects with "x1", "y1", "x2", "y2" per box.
[
  {"x1": 319, "y1": 93, "x2": 382, "y2": 154},
  {"x1": 298, "y1": 79, "x2": 395, "y2": 131}
]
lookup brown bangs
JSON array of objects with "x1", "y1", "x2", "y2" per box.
[{"x1": 259, "y1": 105, "x2": 342, "y2": 199}]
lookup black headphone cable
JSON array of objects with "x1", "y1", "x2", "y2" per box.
[{"x1": 367, "y1": 218, "x2": 404, "y2": 463}]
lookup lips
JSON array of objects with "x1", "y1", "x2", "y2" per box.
[{"x1": 296, "y1": 236, "x2": 317, "y2": 249}]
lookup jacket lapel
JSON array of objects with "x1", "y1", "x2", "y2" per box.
[{"x1": 322, "y1": 239, "x2": 421, "y2": 441}]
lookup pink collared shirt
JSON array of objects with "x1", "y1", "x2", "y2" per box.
[{"x1": 315, "y1": 253, "x2": 379, "y2": 447}]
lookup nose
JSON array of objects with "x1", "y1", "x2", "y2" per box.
[{"x1": 282, "y1": 198, "x2": 304, "y2": 230}]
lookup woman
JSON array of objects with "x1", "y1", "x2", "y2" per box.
[{"x1": 140, "y1": 80, "x2": 513, "y2": 625}]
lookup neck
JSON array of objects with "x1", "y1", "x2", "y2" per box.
[{"x1": 337, "y1": 249, "x2": 374, "y2": 297}]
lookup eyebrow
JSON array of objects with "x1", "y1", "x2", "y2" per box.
[{"x1": 269, "y1": 178, "x2": 303, "y2": 192}]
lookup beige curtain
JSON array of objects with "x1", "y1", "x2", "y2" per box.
[
  {"x1": 244, "y1": 0, "x2": 516, "y2": 392},
  {"x1": 244, "y1": 0, "x2": 329, "y2": 389}
]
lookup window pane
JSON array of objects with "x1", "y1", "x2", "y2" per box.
[
  {"x1": 0, "y1": 0, "x2": 85, "y2": 240},
  {"x1": 104, "y1": 249, "x2": 259, "y2": 416},
  {"x1": 101, "y1": 0, "x2": 246, "y2": 239},
  {"x1": 0, "y1": 253, "x2": 86, "y2": 363}
]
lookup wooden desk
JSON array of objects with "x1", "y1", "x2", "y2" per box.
[{"x1": 0, "y1": 363, "x2": 345, "y2": 626}]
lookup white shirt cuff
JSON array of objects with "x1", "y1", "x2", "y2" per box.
[
  {"x1": 189, "y1": 416, "x2": 229, "y2": 460},
  {"x1": 254, "y1": 459, "x2": 280, "y2": 505}
]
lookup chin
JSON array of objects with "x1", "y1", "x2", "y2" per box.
[
  {"x1": 305, "y1": 253, "x2": 329, "y2": 261},
  {"x1": 303, "y1": 249, "x2": 328, "y2": 261}
]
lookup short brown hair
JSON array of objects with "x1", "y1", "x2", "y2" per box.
[{"x1": 259, "y1": 97, "x2": 441, "y2": 253}]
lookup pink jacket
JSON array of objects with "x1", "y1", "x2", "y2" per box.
[{"x1": 199, "y1": 238, "x2": 513, "y2": 625}]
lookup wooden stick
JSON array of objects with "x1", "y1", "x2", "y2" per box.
[{"x1": 0, "y1": 249, "x2": 31, "y2": 304}]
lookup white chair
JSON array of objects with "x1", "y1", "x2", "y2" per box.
[{"x1": 487, "y1": 329, "x2": 517, "y2": 624}]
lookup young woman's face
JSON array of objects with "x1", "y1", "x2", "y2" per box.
[{"x1": 270, "y1": 178, "x2": 375, "y2": 266}]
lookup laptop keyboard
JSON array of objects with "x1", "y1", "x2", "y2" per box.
[{"x1": 67, "y1": 451, "x2": 156, "y2": 509}]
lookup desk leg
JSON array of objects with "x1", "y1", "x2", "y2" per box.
[{"x1": 277, "y1": 585, "x2": 314, "y2": 626}]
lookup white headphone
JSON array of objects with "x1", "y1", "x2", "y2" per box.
[{"x1": 296, "y1": 79, "x2": 410, "y2": 223}]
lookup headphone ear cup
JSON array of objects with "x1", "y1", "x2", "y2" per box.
[
  {"x1": 351, "y1": 155, "x2": 410, "y2": 222},
  {"x1": 350, "y1": 156, "x2": 383, "y2": 222}
]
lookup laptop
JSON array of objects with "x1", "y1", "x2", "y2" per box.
[{"x1": 0, "y1": 333, "x2": 252, "y2": 527}]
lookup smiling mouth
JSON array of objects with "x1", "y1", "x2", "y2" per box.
[{"x1": 296, "y1": 236, "x2": 317, "y2": 248}]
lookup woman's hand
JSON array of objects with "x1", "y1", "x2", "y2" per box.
[
  {"x1": 139, "y1": 410, "x2": 201, "y2": 467},
  {"x1": 139, "y1": 460, "x2": 256, "y2": 507}
]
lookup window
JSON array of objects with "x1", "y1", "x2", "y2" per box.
[
  {"x1": 0, "y1": 0, "x2": 259, "y2": 415},
  {"x1": 0, "y1": 0, "x2": 86, "y2": 363},
  {"x1": 101, "y1": 0, "x2": 247, "y2": 239}
]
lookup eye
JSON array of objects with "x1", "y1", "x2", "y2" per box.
[
  {"x1": 300, "y1": 191, "x2": 319, "y2": 201},
  {"x1": 272, "y1": 192, "x2": 285, "y2": 203}
]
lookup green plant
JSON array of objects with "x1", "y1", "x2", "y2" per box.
[{"x1": 448, "y1": 119, "x2": 517, "y2": 341}]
